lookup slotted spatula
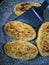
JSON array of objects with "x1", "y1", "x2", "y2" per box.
[{"x1": 15, "y1": 0, "x2": 49, "y2": 29}]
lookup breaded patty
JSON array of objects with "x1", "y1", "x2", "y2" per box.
[
  {"x1": 4, "y1": 40, "x2": 38, "y2": 60},
  {"x1": 13, "y1": 2, "x2": 41, "y2": 16},
  {"x1": 4, "y1": 21, "x2": 36, "y2": 41},
  {"x1": 37, "y1": 22, "x2": 49, "y2": 56}
]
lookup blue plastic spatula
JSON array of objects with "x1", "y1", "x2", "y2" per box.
[{"x1": 15, "y1": 0, "x2": 49, "y2": 30}]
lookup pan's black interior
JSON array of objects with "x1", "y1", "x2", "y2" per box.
[{"x1": 0, "y1": 0, "x2": 49, "y2": 65}]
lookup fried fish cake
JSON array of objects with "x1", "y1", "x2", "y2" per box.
[
  {"x1": 4, "y1": 40, "x2": 38, "y2": 60},
  {"x1": 37, "y1": 22, "x2": 49, "y2": 56},
  {"x1": 4, "y1": 21, "x2": 36, "y2": 41},
  {"x1": 13, "y1": 2, "x2": 41, "y2": 16}
]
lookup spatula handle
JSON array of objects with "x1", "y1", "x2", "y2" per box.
[
  {"x1": 39, "y1": 0, "x2": 48, "y2": 12},
  {"x1": 45, "y1": 0, "x2": 49, "y2": 5},
  {"x1": 36, "y1": 0, "x2": 49, "y2": 18}
]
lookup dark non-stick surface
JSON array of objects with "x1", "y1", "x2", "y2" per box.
[{"x1": 0, "y1": 0, "x2": 49, "y2": 65}]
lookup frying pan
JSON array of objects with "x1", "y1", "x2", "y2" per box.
[{"x1": 0, "y1": 0, "x2": 49, "y2": 65}]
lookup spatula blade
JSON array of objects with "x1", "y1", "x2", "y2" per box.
[{"x1": 15, "y1": 8, "x2": 43, "y2": 29}]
